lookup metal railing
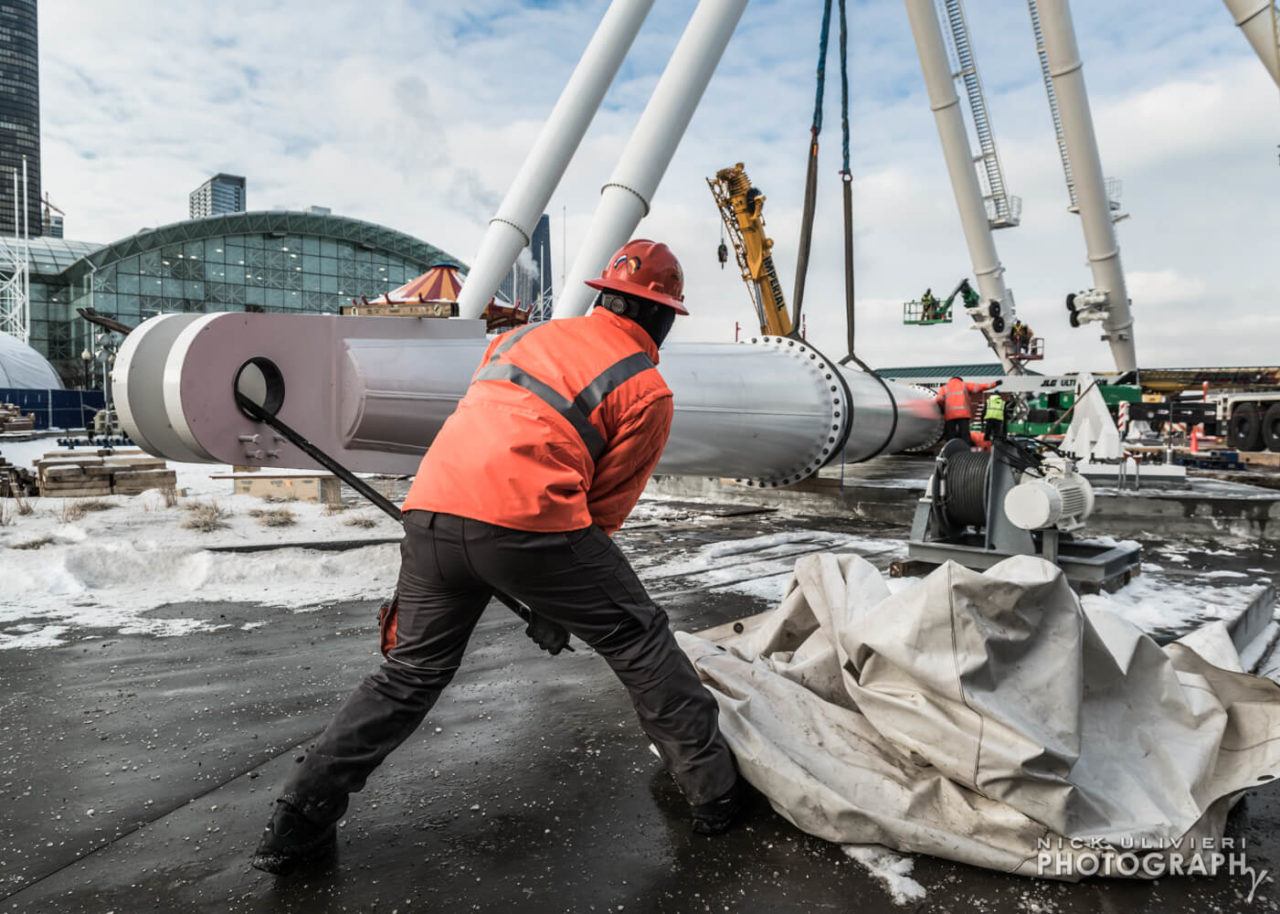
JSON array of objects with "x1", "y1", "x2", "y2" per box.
[{"x1": 939, "y1": 0, "x2": 1020, "y2": 229}]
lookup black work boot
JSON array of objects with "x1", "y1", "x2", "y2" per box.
[
  {"x1": 691, "y1": 778, "x2": 746, "y2": 836},
  {"x1": 251, "y1": 799, "x2": 342, "y2": 875}
]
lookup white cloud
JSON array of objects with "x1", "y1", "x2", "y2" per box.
[{"x1": 36, "y1": 0, "x2": 1279, "y2": 370}]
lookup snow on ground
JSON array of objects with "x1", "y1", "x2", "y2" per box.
[
  {"x1": 1081, "y1": 573, "x2": 1269, "y2": 637},
  {"x1": 1, "y1": 540, "x2": 401, "y2": 650},
  {"x1": 636, "y1": 529, "x2": 904, "y2": 606},
  {"x1": 841, "y1": 845, "x2": 926, "y2": 906},
  {"x1": 0, "y1": 436, "x2": 402, "y2": 649},
  {"x1": 4, "y1": 435, "x2": 1273, "y2": 658},
  {"x1": 638, "y1": 530, "x2": 902, "y2": 580}
]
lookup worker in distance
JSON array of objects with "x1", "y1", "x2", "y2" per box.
[
  {"x1": 937, "y1": 374, "x2": 1001, "y2": 444},
  {"x1": 253, "y1": 240, "x2": 745, "y2": 874}
]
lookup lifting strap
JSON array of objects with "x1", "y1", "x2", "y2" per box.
[
  {"x1": 474, "y1": 331, "x2": 655, "y2": 464},
  {"x1": 789, "y1": 0, "x2": 834, "y2": 335},
  {"x1": 795, "y1": 0, "x2": 901, "y2": 458}
]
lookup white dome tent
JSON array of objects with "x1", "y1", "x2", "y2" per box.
[{"x1": 0, "y1": 332, "x2": 63, "y2": 390}]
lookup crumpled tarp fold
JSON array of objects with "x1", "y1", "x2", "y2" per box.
[{"x1": 677, "y1": 554, "x2": 1280, "y2": 878}]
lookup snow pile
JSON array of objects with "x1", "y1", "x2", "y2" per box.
[
  {"x1": 1081, "y1": 573, "x2": 1269, "y2": 637},
  {"x1": 0, "y1": 542, "x2": 399, "y2": 649},
  {"x1": 0, "y1": 436, "x2": 404, "y2": 649},
  {"x1": 842, "y1": 845, "x2": 926, "y2": 905}
]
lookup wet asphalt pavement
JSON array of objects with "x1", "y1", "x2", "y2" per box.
[{"x1": 3, "y1": 504, "x2": 1279, "y2": 913}]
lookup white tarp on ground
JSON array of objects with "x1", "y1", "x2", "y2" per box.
[{"x1": 678, "y1": 554, "x2": 1280, "y2": 878}]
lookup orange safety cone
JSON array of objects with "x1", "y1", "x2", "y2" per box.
[{"x1": 1190, "y1": 424, "x2": 1201, "y2": 454}]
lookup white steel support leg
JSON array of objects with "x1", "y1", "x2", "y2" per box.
[
  {"x1": 1223, "y1": 0, "x2": 1280, "y2": 86},
  {"x1": 455, "y1": 0, "x2": 656, "y2": 320},
  {"x1": 903, "y1": 0, "x2": 1016, "y2": 371},
  {"x1": 553, "y1": 0, "x2": 748, "y2": 319},
  {"x1": 1036, "y1": 0, "x2": 1137, "y2": 373}
]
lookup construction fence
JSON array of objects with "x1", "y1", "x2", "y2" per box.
[{"x1": 0, "y1": 388, "x2": 106, "y2": 431}]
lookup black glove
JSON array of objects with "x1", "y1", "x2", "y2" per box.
[
  {"x1": 525, "y1": 613, "x2": 573, "y2": 655},
  {"x1": 992, "y1": 379, "x2": 1003, "y2": 387}
]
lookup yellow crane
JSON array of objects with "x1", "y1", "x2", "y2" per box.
[{"x1": 707, "y1": 163, "x2": 794, "y2": 337}]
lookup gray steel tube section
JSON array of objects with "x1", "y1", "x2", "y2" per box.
[
  {"x1": 553, "y1": 0, "x2": 748, "y2": 318},
  {"x1": 455, "y1": 0, "x2": 656, "y2": 319},
  {"x1": 1223, "y1": 0, "x2": 1280, "y2": 86},
  {"x1": 1037, "y1": 0, "x2": 1137, "y2": 373},
  {"x1": 117, "y1": 313, "x2": 941, "y2": 483},
  {"x1": 903, "y1": 0, "x2": 1016, "y2": 372},
  {"x1": 339, "y1": 333, "x2": 940, "y2": 485}
]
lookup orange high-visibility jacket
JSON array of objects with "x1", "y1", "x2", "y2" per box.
[
  {"x1": 936, "y1": 377, "x2": 997, "y2": 420},
  {"x1": 402, "y1": 308, "x2": 672, "y2": 535}
]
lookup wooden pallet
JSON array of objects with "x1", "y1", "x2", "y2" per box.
[
  {"x1": 32, "y1": 450, "x2": 176, "y2": 497},
  {"x1": 1241, "y1": 450, "x2": 1280, "y2": 468}
]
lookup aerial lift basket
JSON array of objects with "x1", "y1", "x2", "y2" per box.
[{"x1": 902, "y1": 299, "x2": 953, "y2": 325}]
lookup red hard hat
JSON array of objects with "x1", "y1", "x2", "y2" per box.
[{"x1": 584, "y1": 239, "x2": 687, "y2": 314}]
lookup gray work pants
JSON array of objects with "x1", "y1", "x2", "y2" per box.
[{"x1": 281, "y1": 510, "x2": 736, "y2": 819}]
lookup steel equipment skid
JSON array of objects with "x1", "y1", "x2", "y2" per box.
[{"x1": 896, "y1": 438, "x2": 1141, "y2": 592}]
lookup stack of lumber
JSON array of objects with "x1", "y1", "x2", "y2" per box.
[
  {"x1": 32, "y1": 449, "x2": 177, "y2": 497},
  {"x1": 0, "y1": 403, "x2": 35, "y2": 433},
  {"x1": 1, "y1": 451, "x2": 36, "y2": 497}
]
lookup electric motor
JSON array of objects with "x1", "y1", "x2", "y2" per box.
[{"x1": 1003, "y1": 471, "x2": 1094, "y2": 531}]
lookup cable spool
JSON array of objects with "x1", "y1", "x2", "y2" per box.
[{"x1": 941, "y1": 447, "x2": 989, "y2": 527}]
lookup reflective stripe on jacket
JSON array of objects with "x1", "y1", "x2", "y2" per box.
[
  {"x1": 935, "y1": 378, "x2": 996, "y2": 420},
  {"x1": 984, "y1": 393, "x2": 1005, "y2": 422},
  {"x1": 402, "y1": 308, "x2": 672, "y2": 535}
]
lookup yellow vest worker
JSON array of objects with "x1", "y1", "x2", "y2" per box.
[
  {"x1": 985, "y1": 392, "x2": 1005, "y2": 422},
  {"x1": 984, "y1": 391, "x2": 1007, "y2": 442}
]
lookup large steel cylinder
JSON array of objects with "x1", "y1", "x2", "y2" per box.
[{"x1": 114, "y1": 313, "x2": 941, "y2": 486}]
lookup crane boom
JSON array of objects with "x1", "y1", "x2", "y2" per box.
[
  {"x1": 707, "y1": 163, "x2": 794, "y2": 337},
  {"x1": 904, "y1": 0, "x2": 1019, "y2": 373}
]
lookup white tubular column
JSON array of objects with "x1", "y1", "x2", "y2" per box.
[
  {"x1": 455, "y1": 0, "x2": 656, "y2": 319},
  {"x1": 903, "y1": 0, "x2": 1016, "y2": 372},
  {"x1": 1037, "y1": 0, "x2": 1137, "y2": 373},
  {"x1": 1223, "y1": 0, "x2": 1280, "y2": 87},
  {"x1": 552, "y1": 0, "x2": 748, "y2": 318}
]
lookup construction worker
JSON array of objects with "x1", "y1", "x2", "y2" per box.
[
  {"x1": 983, "y1": 389, "x2": 1007, "y2": 442},
  {"x1": 1019, "y1": 321, "x2": 1035, "y2": 356},
  {"x1": 1009, "y1": 320, "x2": 1033, "y2": 356},
  {"x1": 920, "y1": 287, "x2": 938, "y2": 322},
  {"x1": 252, "y1": 241, "x2": 742, "y2": 875},
  {"x1": 936, "y1": 375, "x2": 1001, "y2": 443}
]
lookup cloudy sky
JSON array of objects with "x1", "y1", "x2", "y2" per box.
[{"x1": 40, "y1": 0, "x2": 1279, "y2": 372}]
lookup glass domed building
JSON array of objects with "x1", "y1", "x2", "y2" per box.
[{"x1": 7, "y1": 210, "x2": 460, "y2": 385}]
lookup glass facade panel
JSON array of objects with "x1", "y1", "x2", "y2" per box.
[{"x1": 17, "y1": 215, "x2": 455, "y2": 385}]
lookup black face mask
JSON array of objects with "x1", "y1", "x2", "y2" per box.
[
  {"x1": 635, "y1": 304, "x2": 676, "y2": 348},
  {"x1": 596, "y1": 295, "x2": 677, "y2": 348}
]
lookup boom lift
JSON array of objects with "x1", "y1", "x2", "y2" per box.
[
  {"x1": 707, "y1": 163, "x2": 794, "y2": 337},
  {"x1": 904, "y1": 0, "x2": 1025, "y2": 373},
  {"x1": 903, "y1": 277, "x2": 981, "y2": 325}
]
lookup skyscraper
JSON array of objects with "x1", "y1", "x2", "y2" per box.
[
  {"x1": 530, "y1": 213, "x2": 552, "y2": 302},
  {"x1": 189, "y1": 173, "x2": 247, "y2": 218},
  {"x1": 0, "y1": 0, "x2": 42, "y2": 237}
]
